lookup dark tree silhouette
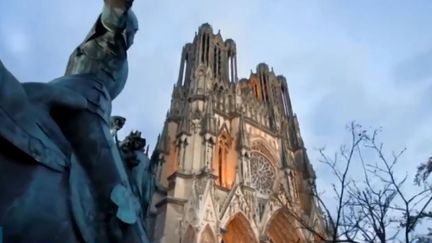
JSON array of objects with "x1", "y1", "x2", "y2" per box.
[{"x1": 280, "y1": 122, "x2": 432, "y2": 243}]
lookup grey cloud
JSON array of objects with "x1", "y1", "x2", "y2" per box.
[
  {"x1": 1, "y1": 2, "x2": 431, "y2": 228},
  {"x1": 394, "y1": 48, "x2": 432, "y2": 85}
]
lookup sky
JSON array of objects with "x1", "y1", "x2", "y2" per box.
[{"x1": 1, "y1": 0, "x2": 431, "y2": 236}]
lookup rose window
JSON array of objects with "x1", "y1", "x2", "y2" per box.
[{"x1": 250, "y1": 151, "x2": 275, "y2": 195}]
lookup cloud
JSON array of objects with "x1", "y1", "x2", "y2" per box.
[
  {"x1": 0, "y1": 2, "x2": 431, "y2": 235},
  {"x1": 1, "y1": 29, "x2": 29, "y2": 55},
  {"x1": 394, "y1": 48, "x2": 432, "y2": 85}
]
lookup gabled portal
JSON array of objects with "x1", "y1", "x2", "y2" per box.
[{"x1": 222, "y1": 213, "x2": 257, "y2": 243}]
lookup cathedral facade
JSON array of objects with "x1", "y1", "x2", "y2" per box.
[{"x1": 148, "y1": 23, "x2": 324, "y2": 243}]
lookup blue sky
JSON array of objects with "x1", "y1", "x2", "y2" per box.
[{"x1": 1, "y1": 0, "x2": 431, "y2": 232}]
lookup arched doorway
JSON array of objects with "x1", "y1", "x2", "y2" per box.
[
  {"x1": 200, "y1": 224, "x2": 216, "y2": 243},
  {"x1": 265, "y1": 207, "x2": 302, "y2": 243},
  {"x1": 183, "y1": 225, "x2": 197, "y2": 243},
  {"x1": 222, "y1": 213, "x2": 257, "y2": 243}
]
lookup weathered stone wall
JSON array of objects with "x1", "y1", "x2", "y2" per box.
[{"x1": 148, "y1": 23, "x2": 323, "y2": 243}]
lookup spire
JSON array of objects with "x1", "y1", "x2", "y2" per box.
[
  {"x1": 178, "y1": 23, "x2": 238, "y2": 94},
  {"x1": 278, "y1": 75, "x2": 293, "y2": 117},
  {"x1": 238, "y1": 114, "x2": 249, "y2": 150},
  {"x1": 199, "y1": 23, "x2": 213, "y2": 33},
  {"x1": 280, "y1": 137, "x2": 291, "y2": 169},
  {"x1": 155, "y1": 133, "x2": 161, "y2": 151},
  {"x1": 178, "y1": 103, "x2": 191, "y2": 136},
  {"x1": 201, "y1": 97, "x2": 217, "y2": 135},
  {"x1": 156, "y1": 121, "x2": 169, "y2": 154}
]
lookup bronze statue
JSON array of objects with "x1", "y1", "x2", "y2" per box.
[
  {"x1": 0, "y1": 0, "x2": 152, "y2": 242},
  {"x1": 119, "y1": 130, "x2": 155, "y2": 217}
]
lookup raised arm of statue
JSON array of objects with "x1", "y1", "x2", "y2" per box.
[
  {"x1": 45, "y1": 0, "x2": 143, "y2": 238},
  {"x1": 64, "y1": 0, "x2": 138, "y2": 100},
  {"x1": 105, "y1": 0, "x2": 134, "y2": 12},
  {"x1": 100, "y1": 0, "x2": 138, "y2": 49},
  {"x1": 101, "y1": 0, "x2": 134, "y2": 32},
  {"x1": 0, "y1": 1, "x2": 148, "y2": 242}
]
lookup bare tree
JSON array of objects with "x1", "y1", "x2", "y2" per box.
[
  {"x1": 280, "y1": 122, "x2": 432, "y2": 243},
  {"x1": 275, "y1": 122, "x2": 364, "y2": 242},
  {"x1": 415, "y1": 157, "x2": 432, "y2": 186},
  {"x1": 362, "y1": 132, "x2": 432, "y2": 243}
]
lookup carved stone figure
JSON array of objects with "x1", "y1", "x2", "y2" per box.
[
  {"x1": 119, "y1": 131, "x2": 156, "y2": 216},
  {"x1": 0, "y1": 1, "x2": 151, "y2": 242}
]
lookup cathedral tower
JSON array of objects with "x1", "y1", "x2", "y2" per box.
[{"x1": 148, "y1": 23, "x2": 324, "y2": 243}]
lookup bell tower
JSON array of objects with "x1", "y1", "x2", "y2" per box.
[
  {"x1": 177, "y1": 23, "x2": 238, "y2": 91},
  {"x1": 148, "y1": 24, "x2": 325, "y2": 243}
]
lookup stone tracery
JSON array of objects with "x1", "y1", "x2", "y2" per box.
[{"x1": 250, "y1": 151, "x2": 276, "y2": 196}]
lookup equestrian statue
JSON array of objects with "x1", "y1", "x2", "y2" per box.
[{"x1": 0, "y1": 0, "x2": 154, "y2": 242}]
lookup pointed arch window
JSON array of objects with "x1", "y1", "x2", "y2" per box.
[
  {"x1": 213, "y1": 130, "x2": 234, "y2": 188},
  {"x1": 200, "y1": 225, "x2": 216, "y2": 243},
  {"x1": 218, "y1": 146, "x2": 224, "y2": 185},
  {"x1": 182, "y1": 225, "x2": 197, "y2": 243}
]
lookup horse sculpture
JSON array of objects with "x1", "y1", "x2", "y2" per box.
[{"x1": 0, "y1": 0, "x2": 152, "y2": 242}]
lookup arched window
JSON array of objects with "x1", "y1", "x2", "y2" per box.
[
  {"x1": 265, "y1": 207, "x2": 302, "y2": 242},
  {"x1": 200, "y1": 225, "x2": 216, "y2": 243},
  {"x1": 223, "y1": 213, "x2": 257, "y2": 243},
  {"x1": 213, "y1": 131, "x2": 234, "y2": 188},
  {"x1": 218, "y1": 146, "x2": 224, "y2": 186},
  {"x1": 183, "y1": 225, "x2": 197, "y2": 243}
]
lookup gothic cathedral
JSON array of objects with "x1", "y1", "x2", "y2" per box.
[{"x1": 148, "y1": 24, "x2": 324, "y2": 243}]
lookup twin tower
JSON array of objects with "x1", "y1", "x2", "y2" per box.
[{"x1": 147, "y1": 23, "x2": 323, "y2": 243}]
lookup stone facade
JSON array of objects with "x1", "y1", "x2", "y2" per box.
[{"x1": 148, "y1": 23, "x2": 324, "y2": 243}]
